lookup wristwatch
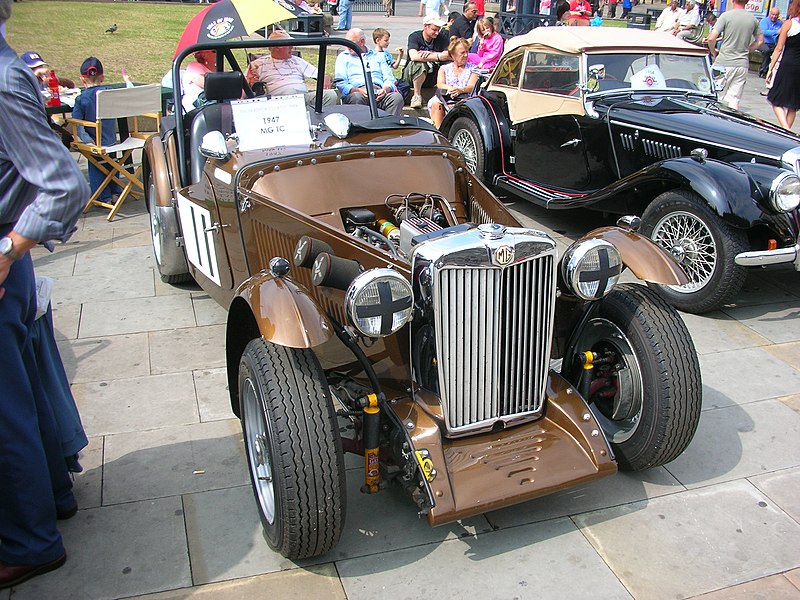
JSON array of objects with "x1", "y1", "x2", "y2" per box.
[{"x1": 0, "y1": 236, "x2": 21, "y2": 261}]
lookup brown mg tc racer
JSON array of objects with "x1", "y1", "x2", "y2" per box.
[{"x1": 145, "y1": 37, "x2": 702, "y2": 559}]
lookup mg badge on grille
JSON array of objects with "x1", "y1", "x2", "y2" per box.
[{"x1": 494, "y1": 244, "x2": 515, "y2": 266}]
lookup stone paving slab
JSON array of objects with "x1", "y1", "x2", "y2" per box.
[
  {"x1": 665, "y1": 400, "x2": 800, "y2": 489},
  {"x1": 679, "y1": 311, "x2": 770, "y2": 356},
  {"x1": 73, "y1": 435, "x2": 104, "y2": 511},
  {"x1": 722, "y1": 301, "x2": 800, "y2": 345},
  {"x1": 486, "y1": 467, "x2": 684, "y2": 529},
  {"x1": 336, "y1": 517, "x2": 633, "y2": 600},
  {"x1": 690, "y1": 572, "x2": 800, "y2": 599},
  {"x1": 10, "y1": 497, "x2": 191, "y2": 600},
  {"x1": 78, "y1": 296, "x2": 197, "y2": 338},
  {"x1": 51, "y1": 301, "x2": 81, "y2": 341},
  {"x1": 148, "y1": 325, "x2": 226, "y2": 375},
  {"x1": 749, "y1": 466, "x2": 800, "y2": 522},
  {"x1": 72, "y1": 372, "x2": 200, "y2": 436},
  {"x1": 698, "y1": 347, "x2": 800, "y2": 410},
  {"x1": 123, "y1": 564, "x2": 346, "y2": 600},
  {"x1": 574, "y1": 479, "x2": 800, "y2": 600},
  {"x1": 193, "y1": 368, "x2": 236, "y2": 422},
  {"x1": 102, "y1": 420, "x2": 247, "y2": 505},
  {"x1": 52, "y1": 268, "x2": 156, "y2": 305},
  {"x1": 58, "y1": 333, "x2": 150, "y2": 385}
]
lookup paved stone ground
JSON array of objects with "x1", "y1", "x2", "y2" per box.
[{"x1": 9, "y1": 13, "x2": 800, "y2": 600}]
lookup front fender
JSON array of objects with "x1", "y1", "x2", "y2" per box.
[
  {"x1": 441, "y1": 95, "x2": 509, "y2": 181},
  {"x1": 634, "y1": 158, "x2": 762, "y2": 228},
  {"x1": 235, "y1": 272, "x2": 333, "y2": 349},
  {"x1": 579, "y1": 227, "x2": 689, "y2": 286}
]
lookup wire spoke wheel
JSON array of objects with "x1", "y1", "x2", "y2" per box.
[
  {"x1": 651, "y1": 210, "x2": 716, "y2": 293},
  {"x1": 452, "y1": 128, "x2": 478, "y2": 173},
  {"x1": 641, "y1": 190, "x2": 748, "y2": 314},
  {"x1": 448, "y1": 117, "x2": 485, "y2": 180}
]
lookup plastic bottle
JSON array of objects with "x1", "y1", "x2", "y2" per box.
[{"x1": 47, "y1": 70, "x2": 60, "y2": 107}]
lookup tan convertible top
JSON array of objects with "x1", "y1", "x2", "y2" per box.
[{"x1": 503, "y1": 27, "x2": 710, "y2": 56}]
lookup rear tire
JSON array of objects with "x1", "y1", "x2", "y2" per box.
[
  {"x1": 449, "y1": 117, "x2": 486, "y2": 182},
  {"x1": 640, "y1": 189, "x2": 748, "y2": 314},
  {"x1": 564, "y1": 284, "x2": 702, "y2": 471},
  {"x1": 239, "y1": 338, "x2": 346, "y2": 559},
  {"x1": 147, "y1": 173, "x2": 191, "y2": 284}
]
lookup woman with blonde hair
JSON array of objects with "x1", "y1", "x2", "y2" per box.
[
  {"x1": 428, "y1": 38, "x2": 478, "y2": 128},
  {"x1": 766, "y1": 0, "x2": 800, "y2": 130},
  {"x1": 468, "y1": 18, "x2": 504, "y2": 71}
]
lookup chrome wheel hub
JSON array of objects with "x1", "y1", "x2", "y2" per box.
[
  {"x1": 651, "y1": 210, "x2": 716, "y2": 293},
  {"x1": 242, "y1": 379, "x2": 275, "y2": 524},
  {"x1": 577, "y1": 318, "x2": 644, "y2": 444}
]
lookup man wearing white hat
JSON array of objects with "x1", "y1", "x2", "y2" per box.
[{"x1": 402, "y1": 15, "x2": 451, "y2": 108}]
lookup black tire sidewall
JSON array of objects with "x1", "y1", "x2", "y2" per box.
[
  {"x1": 450, "y1": 116, "x2": 486, "y2": 180},
  {"x1": 641, "y1": 190, "x2": 748, "y2": 313}
]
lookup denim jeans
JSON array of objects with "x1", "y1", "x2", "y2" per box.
[{"x1": 336, "y1": 0, "x2": 353, "y2": 30}]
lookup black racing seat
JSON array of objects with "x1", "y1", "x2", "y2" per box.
[{"x1": 188, "y1": 71, "x2": 243, "y2": 184}]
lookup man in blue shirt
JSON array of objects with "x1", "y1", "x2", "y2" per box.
[
  {"x1": 0, "y1": 0, "x2": 88, "y2": 589},
  {"x1": 758, "y1": 7, "x2": 782, "y2": 77},
  {"x1": 335, "y1": 28, "x2": 404, "y2": 116}
]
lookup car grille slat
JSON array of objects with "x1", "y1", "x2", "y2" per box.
[{"x1": 434, "y1": 255, "x2": 555, "y2": 434}]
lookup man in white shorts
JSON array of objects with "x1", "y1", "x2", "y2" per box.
[{"x1": 706, "y1": 0, "x2": 762, "y2": 110}]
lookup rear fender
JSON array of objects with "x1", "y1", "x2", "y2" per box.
[
  {"x1": 579, "y1": 227, "x2": 689, "y2": 286},
  {"x1": 441, "y1": 96, "x2": 510, "y2": 180},
  {"x1": 226, "y1": 273, "x2": 334, "y2": 417},
  {"x1": 143, "y1": 134, "x2": 174, "y2": 209}
]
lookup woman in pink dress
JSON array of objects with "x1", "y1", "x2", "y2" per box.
[{"x1": 467, "y1": 18, "x2": 504, "y2": 71}]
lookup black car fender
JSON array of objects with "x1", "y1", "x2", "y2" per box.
[
  {"x1": 626, "y1": 157, "x2": 764, "y2": 228},
  {"x1": 440, "y1": 96, "x2": 510, "y2": 180}
]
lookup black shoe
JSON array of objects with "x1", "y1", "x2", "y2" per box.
[
  {"x1": 0, "y1": 554, "x2": 66, "y2": 590},
  {"x1": 57, "y1": 503, "x2": 78, "y2": 520}
]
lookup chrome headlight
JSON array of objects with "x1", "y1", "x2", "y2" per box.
[
  {"x1": 562, "y1": 239, "x2": 623, "y2": 300},
  {"x1": 344, "y1": 268, "x2": 413, "y2": 337},
  {"x1": 770, "y1": 172, "x2": 800, "y2": 212}
]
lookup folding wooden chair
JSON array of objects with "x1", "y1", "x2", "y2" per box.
[{"x1": 68, "y1": 84, "x2": 161, "y2": 221}]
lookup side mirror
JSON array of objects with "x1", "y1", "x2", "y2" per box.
[{"x1": 199, "y1": 131, "x2": 230, "y2": 160}]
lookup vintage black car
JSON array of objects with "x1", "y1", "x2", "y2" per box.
[
  {"x1": 443, "y1": 27, "x2": 800, "y2": 313},
  {"x1": 144, "y1": 36, "x2": 702, "y2": 560}
]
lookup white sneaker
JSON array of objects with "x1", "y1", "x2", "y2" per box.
[{"x1": 410, "y1": 94, "x2": 422, "y2": 109}]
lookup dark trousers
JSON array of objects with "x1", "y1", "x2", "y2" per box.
[
  {"x1": 0, "y1": 223, "x2": 73, "y2": 565},
  {"x1": 759, "y1": 43, "x2": 776, "y2": 77}
]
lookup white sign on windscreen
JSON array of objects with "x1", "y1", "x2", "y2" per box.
[{"x1": 231, "y1": 95, "x2": 312, "y2": 151}]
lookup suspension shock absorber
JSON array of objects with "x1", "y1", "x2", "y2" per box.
[
  {"x1": 577, "y1": 351, "x2": 597, "y2": 401},
  {"x1": 361, "y1": 393, "x2": 381, "y2": 494}
]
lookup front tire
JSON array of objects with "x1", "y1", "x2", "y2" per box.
[
  {"x1": 641, "y1": 189, "x2": 748, "y2": 314},
  {"x1": 564, "y1": 284, "x2": 701, "y2": 471},
  {"x1": 449, "y1": 117, "x2": 486, "y2": 182},
  {"x1": 239, "y1": 338, "x2": 346, "y2": 559}
]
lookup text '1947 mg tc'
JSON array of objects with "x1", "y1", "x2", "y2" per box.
[{"x1": 144, "y1": 37, "x2": 702, "y2": 559}]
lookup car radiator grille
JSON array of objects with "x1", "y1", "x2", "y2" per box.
[{"x1": 433, "y1": 255, "x2": 555, "y2": 434}]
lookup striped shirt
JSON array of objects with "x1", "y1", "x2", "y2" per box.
[{"x1": 0, "y1": 36, "x2": 87, "y2": 243}]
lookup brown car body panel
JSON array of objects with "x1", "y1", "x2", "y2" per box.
[
  {"x1": 393, "y1": 373, "x2": 616, "y2": 526},
  {"x1": 144, "y1": 134, "x2": 172, "y2": 208}
]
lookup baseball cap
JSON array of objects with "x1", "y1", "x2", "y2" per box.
[
  {"x1": 423, "y1": 15, "x2": 447, "y2": 27},
  {"x1": 20, "y1": 51, "x2": 46, "y2": 68},
  {"x1": 80, "y1": 57, "x2": 104, "y2": 77}
]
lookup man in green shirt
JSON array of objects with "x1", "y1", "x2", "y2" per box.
[{"x1": 706, "y1": 0, "x2": 763, "y2": 110}]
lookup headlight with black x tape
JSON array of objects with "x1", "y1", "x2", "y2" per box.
[
  {"x1": 344, "y1": 268, "x2": 413, "y2": 337},
  {"x1": 562, "y1": 239, "x2": 623, "y2": 300}
]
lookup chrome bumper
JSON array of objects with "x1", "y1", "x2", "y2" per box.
[{"x1": 735, "y1": 243, "x2": 800, "y2": 268}]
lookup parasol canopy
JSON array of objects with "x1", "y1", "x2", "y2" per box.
[{"x1": 174, "y1": 0, "x2": 308, "y2": 59}]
